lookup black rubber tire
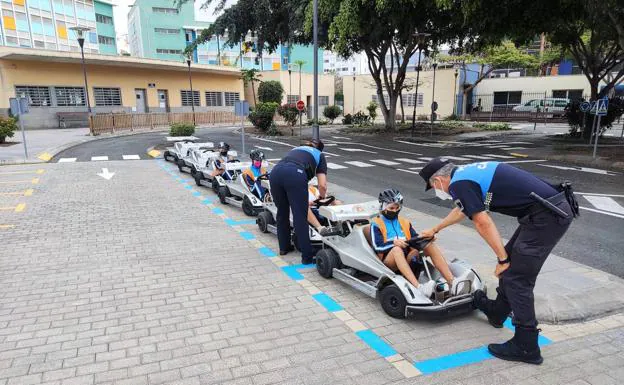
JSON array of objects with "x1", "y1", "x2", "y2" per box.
[
  {"x1": 211, "y1": 178, "x2": 219, "y2": 192},
  {"x1": 316, "y1": 248, "x2": 340, "y2": 278},
  {"x1": 217, "y1": 186, "x2": 229, "y2": 204},
  {"x1": 242, "y1": 196, "x2": 255, "y2": 216},
  {"x1": 177, "y1": 159, "x2": 185, "y2": 172},
  {"x1": 379, "y1": 284, "x2": 407, "y2": 319},
  {"x1": 256, "y1": 211, "x2": 272, "y2": 233},
  {"x1": 193, "y1": 171, "x2": 203, "y2": 186}
]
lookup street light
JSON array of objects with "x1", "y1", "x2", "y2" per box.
[
  {"x1": 69, "y1": 26, "x2": 92, "y2": 115},
  {"x1": 410, "y1": 31, "x2": 430, "y2": 137},
  {"x1": 312, "y1": 0, "x2": 319, "y2": 140},
  {"x1": 430, "y1": 62, "x2": 438, "y2": 136},
  {"x1": 453, "y1": 68, "x2": 459, "y2": 116},
  {"x1": 183, "y1": 52, "x2": 196, "y2": 124},
  {"x1": 352, "y1": 74, "x2": 356, "y2": 115}
]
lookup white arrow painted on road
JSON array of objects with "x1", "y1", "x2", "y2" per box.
[
  {"x1": 97, "y1": 168, "x2": 115, "y2": 180},
  {"x1": 254, "y1": 145, "x2": 274, "y2": 151}
]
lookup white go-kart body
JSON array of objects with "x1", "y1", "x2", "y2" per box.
[
  {"x1": 163, "y1": 140, "x2": 209, "y2": 163},
  {"x1": 312, "y1": 201, "x2": 486, "y2": 319},
  {"x1": 215, "y1": 161, "x2": 269, "y2": 216}
]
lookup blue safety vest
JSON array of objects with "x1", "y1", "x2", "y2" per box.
[
  {"x1": 292, "y1": 146, "x2": 321, "y2": 166},
  {"x1": 450, "y1": 162, "x2": 500, "y2": 201}
]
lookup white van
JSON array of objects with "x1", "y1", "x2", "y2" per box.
[{"x1": 512, "y1": 98, "x2": 570, "y2": 114}]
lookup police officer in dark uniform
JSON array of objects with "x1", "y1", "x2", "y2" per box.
[
  {"x1": 418, "y1": 157, "x2": 578, "y2": 364},
  {"x1": 269, "y1": 139, "x2": 328, "y2": 264}
]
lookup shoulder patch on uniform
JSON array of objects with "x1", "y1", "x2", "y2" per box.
[{"x1": 454, "y1": 199, "x2": 464, "y2": 211}]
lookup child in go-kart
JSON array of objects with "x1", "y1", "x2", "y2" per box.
[
  {"x1": 372, "y1": 189, "x2": 474, "y2": 297},
  {"x1": 243, "y1": 149, "x2": 269, "y2": 200},
  {"x1": 211, "y1": 142, "x2": 237, "y2": 180},
  {"x1": 308, "y1": 184, "x2": 342, "y2": 236}
]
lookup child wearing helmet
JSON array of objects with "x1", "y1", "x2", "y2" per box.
[
  {"x1": 211, "y1": 142, "x2": 236, "y2": 180},
  {"x1": 243, "y1": 149, "x2": 268, "y2": 200},
  {"x1": 371, "y1": 188, "x2": 473, "y2": 297},
  {"x1": 306, "y1": 184, "x2": 342, "y2": 234}
]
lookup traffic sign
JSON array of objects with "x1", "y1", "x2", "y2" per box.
[
  {"x1": 431, "y1": 101, "x2": 438, "y2": 112},
  {"x1": 296, "y1": 100, "x2": 305, "y2": 111},
  {"x1": 580, "y1": 101, "x2": 591, "y2": 113},
  {"x1": 596, "y1": 98, "x2": 609, "y2": 116},
  {"x1": 234, "y1": 100, "x2": 249, "y2": 116}
]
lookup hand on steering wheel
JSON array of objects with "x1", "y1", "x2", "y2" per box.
[
  {"x1": 257, "y1": 173, "x2": 270, "y2": 181},
  {"x1": 313, "y1": 195, "x2": 335, "y2": 206},
  {"x1": 406, "y1": 236, "x2": 434, "y2": 250}
]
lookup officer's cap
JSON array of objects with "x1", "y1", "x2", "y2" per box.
[{"x1": 419, "y1": 157, "x2": 451, "y2": 191}]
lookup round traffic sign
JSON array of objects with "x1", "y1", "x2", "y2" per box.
[
  {"x1": 431, "y1": 101, "x2": 439, "y2": 112},
  {"x1": 580, "y1": 101, "x2": 591, "y2": 112},
  {"x1": 296, "y1": 100, "x2": 305, "y2": 111}
]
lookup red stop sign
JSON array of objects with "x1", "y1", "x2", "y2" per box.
[{"x1": 296, "y1": 100, "x2": 305, "y2": 111}]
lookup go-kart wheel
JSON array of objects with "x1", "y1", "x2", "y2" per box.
[
  {"x1": 211, "y1": 178, "x2": 219, "y2": 192},
  {"x1": 217, "y1": 186, "x2": 229, "y2": 204},
  {"x1": 193, "y1": 171, "x2": 203, "y2": 186},
  {"x1": 256, "y1": 211, "x2": 273, "y2": 233},
  {"x1": 242, "y1": 196, "x2": 255, "y2": 216},
  {"x1": 177, "y1": 159, "x2": 185, "y2": 172},
  {"x1": 379, "y1": 284, "x2": 407, "y2": 319},
  {"x1": 316, "y1": 249, "x2": 340, "y2": 278}
]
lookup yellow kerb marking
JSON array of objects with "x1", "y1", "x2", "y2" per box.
[
  {"x1": 14, "y1": 203, "x2": 25, "y2": 212},
  {"x1": 148, "y1": 149, "x2": 161, "y2": 158},
  {"x1": 0, "y1": 189, "x2": 33, "y2": 196},
  {"x1": 0, "y1": 169, "x2": 44, "y2": 175},
  {"x1": 0, "y1": 225, "x2": 15, "y2": 229},
  {"x1": 31, "y1": 178, "x2": 39, "y2": 185},
  {"x1": 36, "y1": 169, "x2": 45, "y2": 174},
  {"x1": 392, "y1": 360, "x2": 422, "y2": 378},
  {"x1": 24, "y1": 189, "x2": 33, "y2": 196},
  {"x1": 510, "y1": 153, "x2": 529, "y2": 158},
  {"x1": 37, "y1": 152, "x2": 52, "y2": 161}
]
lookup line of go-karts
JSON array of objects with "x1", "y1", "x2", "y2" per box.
[{"x1": 163, "y1": 138, "x2": 486, "y2": 320}]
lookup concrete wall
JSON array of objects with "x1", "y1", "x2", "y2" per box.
[
  {"x1": 343, "y1": 68, "x2": 458, "y2": 120},
  {"x1": 0, "y1": 58, "x2": 243, "y2": 129},
  {"x1": 474, "y1": 75, "x2": 592, "y2": 96}
]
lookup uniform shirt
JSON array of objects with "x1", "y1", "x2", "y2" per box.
[
  {"x1": 281, "y1": 146, "x2": 328, "y2": 180},
  {"x1": 449, "y1": 161, "x2": 558, "y2": 219},
  {"x1": 371, "y1": 216, "x2": 418, "y2": 252}
]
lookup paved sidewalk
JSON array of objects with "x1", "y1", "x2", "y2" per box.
[{"x1": 0, "y1": 128, "x2": 92, "y2": 164}]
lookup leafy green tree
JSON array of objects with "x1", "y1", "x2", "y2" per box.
[
  {"x1": 240, "y1": 68, "x2": 262, "y2": 105},
  {"x1": 249, "y1": 102, "x2": 279, "y2": 131},
  {"x1": 366, "y1": 101, "x2": 378, "y2": 122},
  {"x1": 323, "y1": 105, "x2": 341, "y2": 123},
  {"x1": 278, "y1": 104, "x2": 299, "y2": 126},
  {"x1": 258, "y1": 81, "x2": 284, "y2": 104},
  {"x1": 0, "y1": 116, "x2": 17, "y2": 143}
]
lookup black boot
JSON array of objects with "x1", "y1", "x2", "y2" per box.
[
  {"x1": 472, "y1": 289, "x2": 507, "y2": 328},
  {"x1": 488, "y1": 326, "x2": 543, "y2": 365}
]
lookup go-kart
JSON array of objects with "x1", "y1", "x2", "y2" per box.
[
  {"x1": 189, "y1": 150, "x2": 239, "y2": 191},
  {"x1": 178, "y1": 144, "x2": 217, "y2": 174},
  {"x1": 312, "y1": 201, "x2": 486, "y2": 319},
  {"x1": 216, "y1": 162, "x2": 270, "y2": 216},
  {"x1": 163, "y1": 140, "x2": 210, "y2": 164}
]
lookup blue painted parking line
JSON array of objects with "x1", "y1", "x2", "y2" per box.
[
  {"x1": 355, "y1": 330, "x2": 397, "y2": 358},
  {"x1": 202, "y1": 198, "x2": 213, "y2": 205},
  {"x1": 212, "y1": 207, "x2": 225, "y2": 214},
  {"x1": 258, "y1": 247, "x2": 277, "y2": 257},
  {"x1": 282, "y1": 266, "x2": 305, "y2": 280},
  {"x1": 225, "y1": 218, "x2": 257, "y2": 226},
  {"x1": 192, "y1": 191, "x2": 201, "y2": 196},
  {"x1": 414, "y1": 346, "x2": 492, "y2": 374},
  {"x1": 239, "y1": 231, "x2": 255, "y2": 240},
  {"x1": 184, "y1": 184, "x2": 193, "y2": 190},
  {"x1": 312, "y1": 293, "x2": 343, "y2": 312}
]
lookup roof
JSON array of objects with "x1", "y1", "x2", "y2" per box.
[{"x1": 0, "y1": 47, "x2": 241, "y2": 76}]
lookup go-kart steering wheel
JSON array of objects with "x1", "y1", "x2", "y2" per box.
[
  {"x1": 314, "y1": 195, "x2": 336, "y2": 206},
  {"x1": 407, "y1": 236, "x2": 434, "y2": 251},
  {"x1": 257, "y1": 173, "x2": 270, "y2": 181}
]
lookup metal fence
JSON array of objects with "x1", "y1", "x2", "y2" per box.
[
  {"x1": 466, "y1": 92, "x2": 586, "y2": 122},
  {"x1": 89, "y1": 111, "x2": 240, "y2": 135}
]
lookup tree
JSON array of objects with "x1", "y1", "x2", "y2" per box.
[
  {"x1": 323, "y1": 105, "x2": 341, "y2": 123},
  {"x1": 258, "y1": 81, "x2": 284, "y2": 104},
  {"x1": 294, "y1": 60, "x2": 306, "y2": 101},
  {"x1": 366, "y1": 101, "x2": 378, "y2": 121},
  {"x1": 0, "y1": 116, "x2": 17, "y2": 143},
  {"x1": 439, "y1": 42, "x2": 540, "y2": 118},
  {"x1": 240, "y1": 68, "x2": 261, "y2": 105}
]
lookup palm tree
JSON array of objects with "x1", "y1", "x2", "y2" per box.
[
  {"x1": 241, "y1": 68, "x2": 262, "y2": 105},
  {"x1": 294, "y1": 60, "x2": 306, "y2": 103}
]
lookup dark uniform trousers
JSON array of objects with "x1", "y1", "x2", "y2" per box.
[
  {"x1": 496, "y1": 198, "x2": 573, "y2": 328},
  {"x1": 269, "y1": 162, "x2": 315, "y2": 259}
]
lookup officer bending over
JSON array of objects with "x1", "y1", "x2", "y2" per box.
[{"x1": 419, "y1": 157, "x2": 577, "y2": 365}]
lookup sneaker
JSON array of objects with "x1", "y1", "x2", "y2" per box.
[
  {"x1": 451, "y1": 270, "x2": 475, "y2": 296},
  {"x1": 417, "y1": 280, "x2": 436, "y2": 298}
]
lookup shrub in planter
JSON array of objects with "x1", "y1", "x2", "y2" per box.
[
  {"x1": 352, "y1": 111, "x2": 371, "y2": 126},
  {"x1": 258, "y1": 81, "x2": 284, "y2": 104},
  {"x1": 323, "y1": 105, "x2": 342, "y2": 123},
  {"x1": 366, "y1": 101, "x2": 378, "y2": 121},
  {"x1": 248, "y1": 102, "x2": 279, "y2": 131},
  {"x1": 473, "y1": 123, "x2": 511, "y2": 131},
  {"x1": 342, "y1": 114, "x2": 353, "y2": 125},
  {"x1": 277, "y1": 104, "x2": 299, "y2": 126},
  {"x1": 169, "y1": 123, "x2": 196, "y2": 136},
  {"x1": 0, "y1": 116, "x2": 17, "y2": 143}
]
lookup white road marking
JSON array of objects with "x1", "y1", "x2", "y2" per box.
[
  {"x1": 462, "y1": 155, "x2": 494, "y2": 160},
  {"x1": 408, "y1": 167, "x2": 422, "y2": 171},
  {"x1": 254, "y1": 145, "x2": 274, "y2": 151},
  {"x1": 397, "y1": 168, "x2": 421, "y2": 175},
  {"x1": 255, "y1": 137, "x2": 340, "y2": 157},
  {"x1": 371, "y1": 159, "x2": 400, "y2": 166},
  {"x1": 340, "y1": 148, "x2": 377, "y2": 154},
  {"x1": 58, "y1": 158, "x2": 77, "y2": 163},
  {"x1": 394, "y1": 158, "x2": 425, "y2": 164},
  {"x1": 504, "y1": 147, "x2": 528, "y2": 150},
  {"x1": 576, "y1": 192, "x2": 624, "y2": 198},
  {"x1": 324, "y1": 143, "x2": 338, "y2": 146},
  {"x1": 483, "y1": 154, "x2": 515, "y2": 159},
  {"x1": 345, "y1": 161, "x2": 374, "y2": 168},
  {"x1": 441, "y1": 156, "x2": 472, "y2": 161},
  {"x1": 503, "y1": 159, "x2": 547, "y2": 164},
  {"x1": 332, "y1": 136, "x2": 351, "y2": 140},
  {"x1": 480, "y1": 140, "x2": 503, "y2": 143},
  {"x1": 326, "y1": 162, "x2": 348, "y2": 170},
  {"x1": 486, "y1": 145, "x2": 512, "y2": 149},
  {"x1": 267, "y1": 158, "x2": 282, "y2": 162},
  {"x1": 537, "y1": 164, "x2": 618, "y2": 175},
  {"x1": 583, "y1": 196, "x2": 624, "y2": 215},
  {"x1": 580, "y1": 206, "x2": 624, "y2": 219},
  {"x1": 91, "y1": 156, "x2": 109, "y2": 161},
  {"x1": 122, "y1": 155, "x2": 141, "y2": 160},
  {"x1": 419, "y1": 157, "x2": 433, "y2": 161},
  {"x1": 328, "y1": 140, "x2": 422, "y2": 156}
]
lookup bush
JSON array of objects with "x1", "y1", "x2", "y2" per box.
[
  {"x1": 439, "y1": 121, "x2": 464, "y2": 129},
  {"x1": 473, "y1": 123, "x2": 511, "y2": 131},
  {"x1": 323, "y1": 105, "x2": 342, "y2": 123},
  {"x1": 248, "y1": 102, "x2": 279, "y2": 131},
  {"x1": 0, "y1": 116, "x2": 17, "y2": 143},
  {"x1": 417, "y1": 114, "x2": 429, "y2": 121},
  {"x1": 169, "y1": 123, "x2": 195, "y2": 137},
  {"x1": 366, "y1": 101, "x2": 378, "y2": 121},
  {"x1": 443, "y1": 114, "x2": 460, "y2": 121},
  {"x1": 352, "y1": 111, "x2": 371, "y2": 126},
  {"x1": 306, "y1": 118, "x2": 330, "y2": 126},
  {"x1": 277, "y1": 104, "x2": 299, "y2": 126},
  {"x1": 342, "y1": 114, "x2": 353, "y2": 125},
  {"x1": 258, "y1": 81, "x2": 284, "y2": 104},
  {"x1": 265, "y1": 122, "x2": 283, "y2": 136},
  {"x1": 565, "y1": 97, "x2": 624, "y2": 138}
]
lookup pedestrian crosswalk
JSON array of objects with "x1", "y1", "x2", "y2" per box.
[
  {"x1": 318, "y1": 154, "x2": 528, "y2": 171},
  {"x1": 56, "y1": 154, "x2": 146, "y2": 163}
]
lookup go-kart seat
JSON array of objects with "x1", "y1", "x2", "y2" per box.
[{"x1": 361, "y1": 224, "x2": 375, "y2": 251}]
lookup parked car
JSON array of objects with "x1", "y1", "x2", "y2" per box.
[{"x1": 512, "y1": 98, "x2": 570, "y2": 115}]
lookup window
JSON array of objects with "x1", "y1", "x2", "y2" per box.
[
  {"x1": 15, "y1": 86, "x2": 51, "y2": 106},
  {"x1": 371, "y1": 94, "x2": 390, "y2": 106},
  {"x1": 224, "y1": 92, "x2": 239, "y2": 106},
  {"x1": 318, "y1": 96, "x2": 329, "y2": 106},
  {"x1": 98, "y1": 35, "x2": 114, "y2": 45},
  {"x1": 94, "y1": 87, "x2": 121, "y2": 106},
  {"x1": 493, "y1": 91, "x2": 522, "y2": 106},
  {"x1": 205, "y1": 91, "x2": 223, "y2": 106},
  {"x1": 404, "y1": 93, "x2": 423, "y2": 107},
  {"x1": 287, "y1": 94, "x2": 299, "y2": 104},
  {"x1": 95, "y1": 13, "x2": 112, "y2": 24},
  {"x1": 181, "y1": 90, "x2": 200, "y2": 106},
  {"x1": 156, "y1": 48, "x2": 182, "y2": 55},
  {"x1": 55, "y1": 86, "x2": 85, "y2": 106},
  {"x1": 155, "y1": 28, "x2": 179, "y2": 34},
  {"x1": 152, "y1": 7, "x2": 178, "y2": 14},
  {"x1": 552, "y1": 89, "x2": 583, "y2": 102}
]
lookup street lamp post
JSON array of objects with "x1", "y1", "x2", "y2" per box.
[
  {"x1": 352, "y1": 74, "x2": 356, "y2": 114},
  {"x1": 453, "y1": 68, "x2": 459, "y2": 116},
  {"x1": 312, "y1": 0, "x2": 319, "y2": 140},
  {"x1": 69, "y1": 26, "x2": 92, "y2": 116},
  {"x1": 410, "y1": 32, "x2": 430, "y2": 137},
  {"x1": 430, "y1": 62, "x2": 438, "y2": 136},
  {"x1": 288, "y1": 68, "x2": 292, "y2": 104},
  {"x1": 184, "y1": 53, "x2": 196, "y2": 124}
]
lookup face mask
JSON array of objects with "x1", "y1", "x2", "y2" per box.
[
  {"x1": 220, "y1": 151, "x2": 228, "y2": 156},
  {"x1": 382, "y1": 209, "x2": 400, "y2": 220},
  {"x1": 253, "y1": 160, "x2": 262, "y2": 168},
  {"x1": 434, "y1": 180, "x2": 452, "y2": 201}
]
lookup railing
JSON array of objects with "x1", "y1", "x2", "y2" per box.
[{"x1": 89, "y1": 111, "x2": 239, "y2": 135}]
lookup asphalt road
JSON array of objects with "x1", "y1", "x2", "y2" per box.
[{"x1": 52, "y1": 127, "x2": 624, "y2": 277}]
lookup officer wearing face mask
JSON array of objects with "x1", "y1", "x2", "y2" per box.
[{"x1": 418, "y1": 157, "x2": 578, "y2": 365}]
